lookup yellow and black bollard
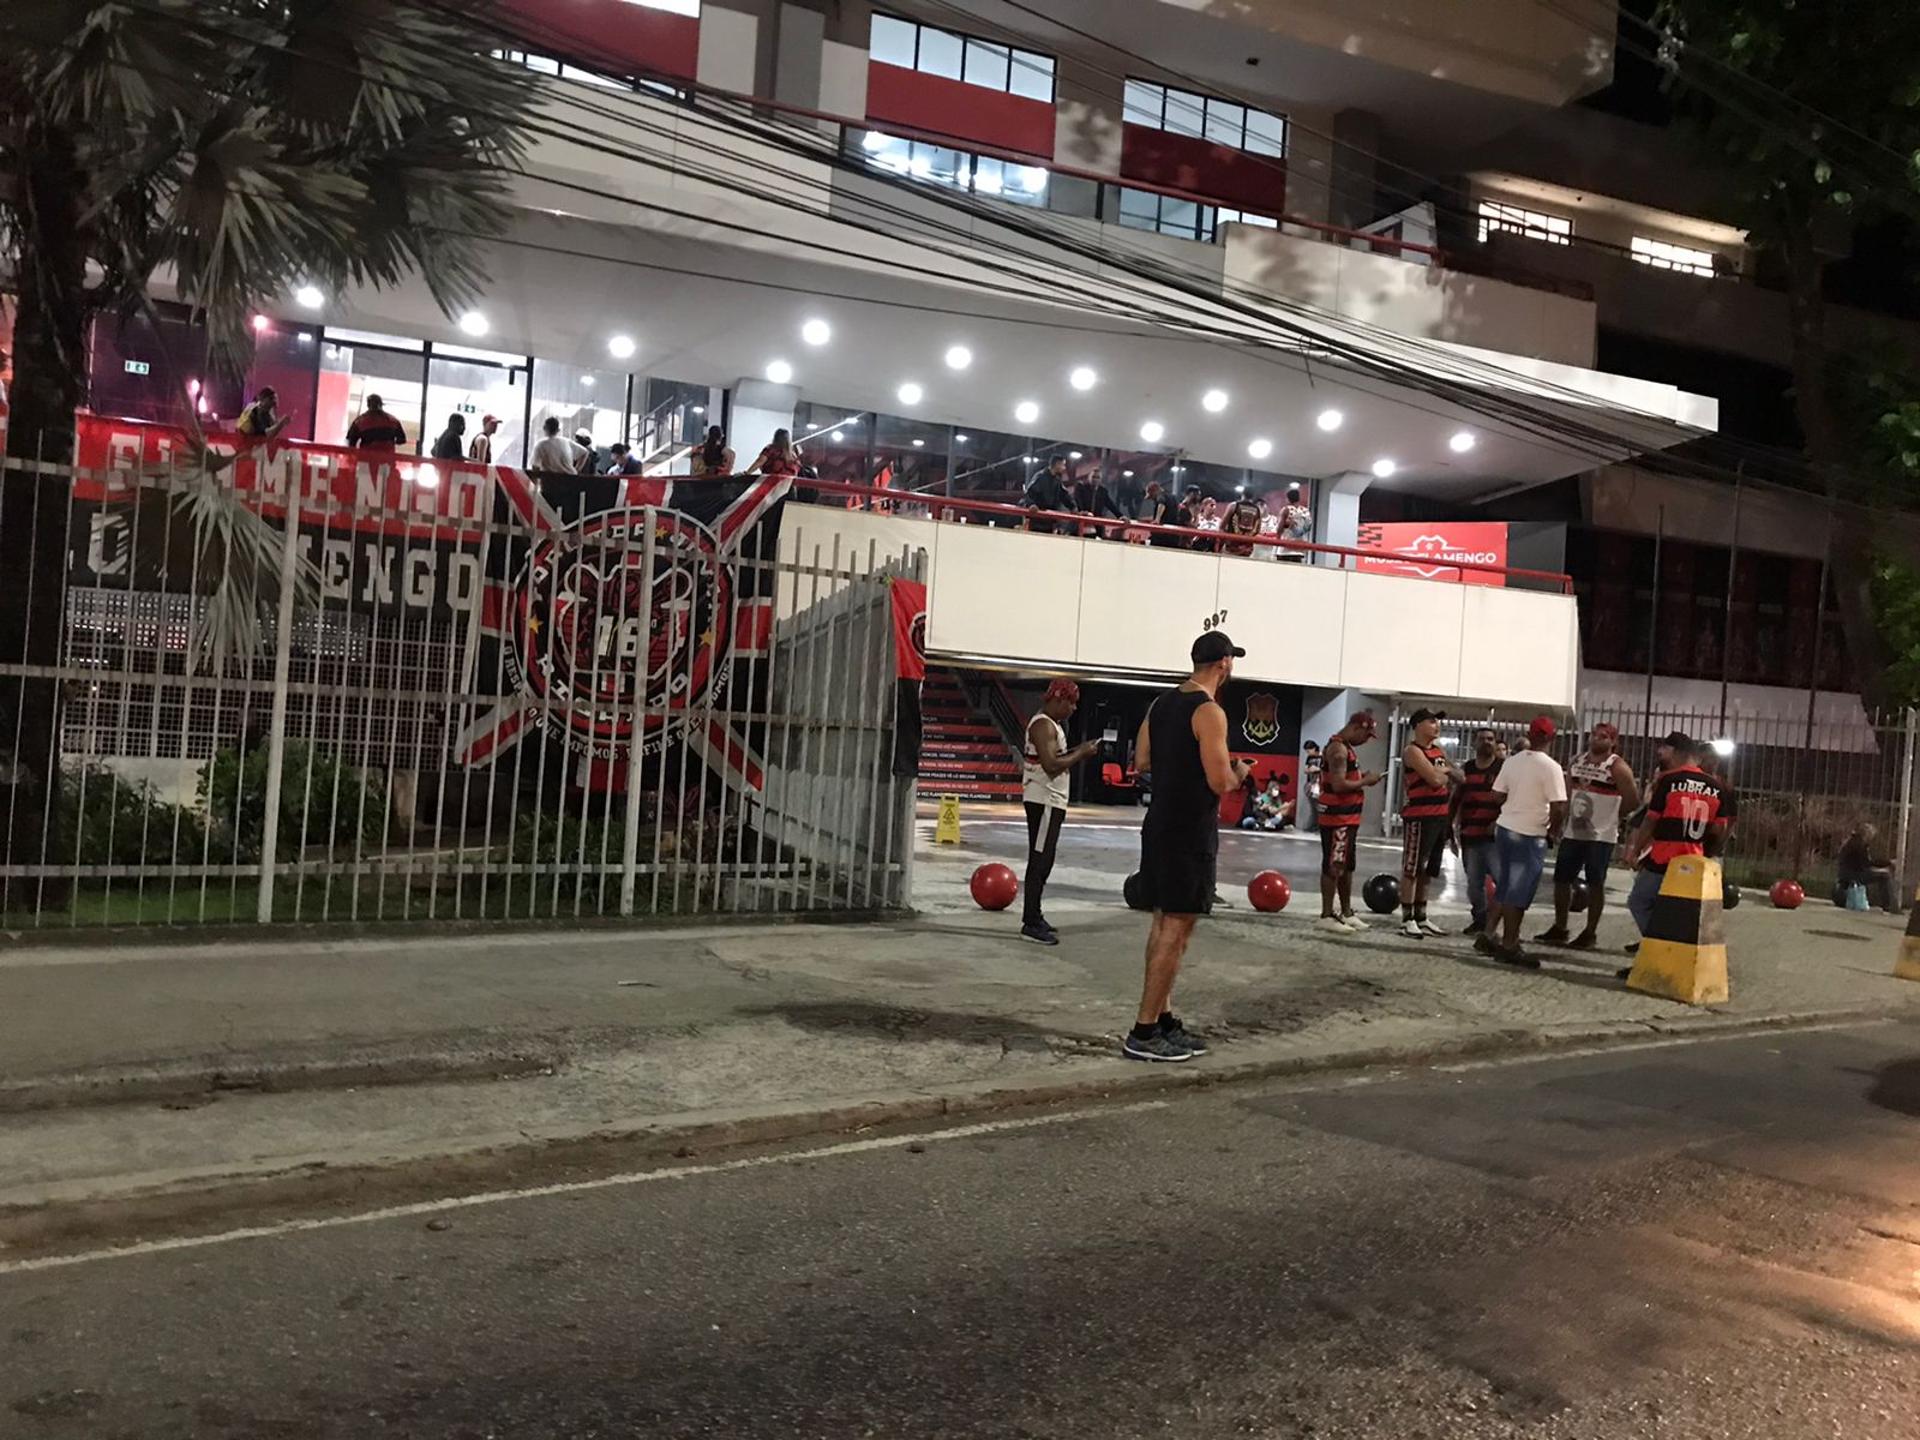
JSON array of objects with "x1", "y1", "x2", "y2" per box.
[
  {"x1": 1625, "y1": 855, "x2": 1729, "y2": 1006},
  {"x1": 1896, "y1": 892, "x2": 1920, "y2": 982}
]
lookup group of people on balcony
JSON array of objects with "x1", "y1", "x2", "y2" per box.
[{"x1": 1022, "y1": 459, "x2": 1314, "y2": 556}]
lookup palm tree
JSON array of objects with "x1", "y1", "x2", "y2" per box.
[{"x1": 0, "y1": 0, "x2": 537, "y2": 891}]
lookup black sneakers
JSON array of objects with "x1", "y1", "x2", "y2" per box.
[
  {"x1": 1122, "y1": 1030, "x2": 1192, "y2": 1063},
  {"x1": 1160, "y1": 1015, "x2": 1209, "y2": 1055},
  {"x1": 1020, "y1": 921, "x2": 1059, "y2": 946}
]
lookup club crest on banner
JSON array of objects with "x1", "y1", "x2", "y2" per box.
[{"x1": 1241, "y1": 691, "x2": 1280, "y2": 747}]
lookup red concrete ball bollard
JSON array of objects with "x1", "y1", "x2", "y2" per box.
[
  {"x1": 1248, "y1": 870, "x2": 1291, "y2": 913},
  {"x1": 970, "y1": 862, "x2": 1019, "y2": 912},
  {"x1": 1769, "y1": 878, "x2": 1805, "y2": 910}
]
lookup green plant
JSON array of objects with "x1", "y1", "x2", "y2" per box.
[
  {"x1": 55, "y1": 763, "x2": 206, "y2": 867},
  {"x1": 199, "y1": 741, "x2": 385, "y2": 862}
]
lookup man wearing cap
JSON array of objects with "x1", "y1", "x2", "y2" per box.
[
  {"x1": 1538, "y1": 723, "x2": 1638, "y2": 950},
  {"x1": 1124, "y1": 631, "x2": 1251, "y2": 1061},
  {"x1": 1619, "y1": 736, "x2": 1736, "y2": 973},
  {"x1": 1317, "y1": 711, "x2": 1386, "y2": 933},
  {"x1": 1019, "y1": 680, "x2": 1100, "y2": 946},
  {"x1": 1478, "y1": 715, "x2": 1568, "y2": 967},
  {"x1": 467, "y1": 414, "x2": 501, "y2": 463},
  {"x1": 1397, "y1": 708, "x2": 1458, "y2": 938}
]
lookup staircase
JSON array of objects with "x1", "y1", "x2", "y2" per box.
[{"x1": 919, "y1": 668, "x2": 1022, "y2": 802}]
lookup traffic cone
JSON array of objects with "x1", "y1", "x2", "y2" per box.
[
  {"x1": 1896, "y1": 892, "x2": 1920, "y2": 983},
  {"x1": 1625, "y1": 855, "x2": 1729, "y2": 1005}
]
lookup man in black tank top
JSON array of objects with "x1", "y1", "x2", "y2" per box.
[{"x1": 1123, "y1": 630, "x2": 1250, "y2": 1063}]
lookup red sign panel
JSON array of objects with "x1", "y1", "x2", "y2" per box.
[{"x1": 1354, "y1": 522, "x2": 1509, "y2": 588}]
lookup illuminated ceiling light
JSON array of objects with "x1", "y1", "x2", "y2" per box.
[
  {"x1": 912, "y1": 438, "x2": 925, "y2": 448},
  {"x1": 294, "y1": 285, "x2": 324, "y2": 310},
  {"x1": 581, "y1": 376, "x2": 595, "y2": 388},
  {"x1": 1068, "y1": 365, "x2": 1098, "y2": 392},
  {"x1": 1023, "y1": 454, "x2": 1035, "y2": 462},
  {"x1": 897, "y1": 381, "x2": 924, "y2": 405},
  {"x1": 1371, "y1": 457, "x2": 1397, "y2": 479},
  {"x1": 954, "y1": 433, "x2": 970, "y2": 443},
  {"x1": 765, "y1": 359, "x2": 794, "y2": 384},
  {"x1": 457, "y1": 310, "x2": 489, "y2": 337},
  {"x1": 1201, "y1": 388, "x2": 1230, "y2": 413},
  {"x1": 607, "y1": 334, "x2": 637, "y2": 360},
  {"x1": 1710, "y1": 737, "x2": 1737, "y2": 757},
  {"x1": 691, "y1": 405, "x2": 705, "y2": 415},
  {"x1": 1014, "y1": 400, "x2": 1040, "y2": 425},
  {"x1": 1139, "y1": 420, "x2": 1166, "y2": 443},
  {"x1": 1068, "y1": 451, "x2": 1083, "y2": 459},
  {"x1": 1316, "y1": 408, "x2": 1345, "y2": 433},
  {"x1": 801, "y1": 317, "x2": 832, "y2": 346},
  {"x1": 1235, "y1": 484, "x2": 1247, "y2": 493},
  {"x1": 1449, "y1": 430, "x2": 1477, "y2": 454},
  {"x1": 945, "y1": 344, "x2": 973, "y2": 370},
  {"x1": 1247, "y1": 438, "x2": 1274, "y2": 460},
  {"x1": 831, "y1": 430, "x2": 845, "y2": 442},
  {"x1": 1121, "y1": 469, "x2": 1134, "y2": 478},
  {"x1": 862, "y1": 130, "x2": 890, "y2": 153},
  {"x1": 1171, "y1": 464, "x2": 1185, "y2": 474},
  {"x1": 250, "y1": 314, "x2": 270, "y2": 333}
]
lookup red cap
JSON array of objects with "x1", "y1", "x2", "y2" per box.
[
  {"x1": 1529, "y1": 715, "x2": 1557, "y2": 743},
  {"x1": 481, "y1": 413, "x2": 500, "y2": 426},
  {"x1": 1348, "y1": 710, "x2": 1378, "y2": 736},
  {"x1": 1044, "y1": 678, "x2": 1081, "y2": 705}
]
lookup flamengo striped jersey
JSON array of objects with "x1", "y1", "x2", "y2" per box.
[
  {"x1": 1319, "y1": 741, "x2": 1364, "y2": 829},
  {"x1": 1401, "y1": 744, "x2": 1451, "y2": 820},
  {"x1": 1455, "y1": 757, "x2": 1503, "y2": 842},
  {"x1": 1643, "y1": 765, "x2": 1737, "y2": 872}
]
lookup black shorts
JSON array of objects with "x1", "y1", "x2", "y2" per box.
[
  {"x1": 1554, "y1": 838, "x2": 1613, "y2": 888},
  {"x1": 1138, "y1": 831, "x2": 1216, "y2": 915},
  {"x1": 1402, "y1": 817, "x2": 1447, "y2": 876},
  {"x1": 1320, "y1": 823, "x2": 1356, "y2": 876}
]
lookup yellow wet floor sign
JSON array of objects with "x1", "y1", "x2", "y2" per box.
[
  {"x1": 934, "y1": 794, "x2": 962, "y2": 845},
  {"x1": 1897, "y1": 892, "x2": 1920, "y2": 982},
  {"x1": 1625, "y1": 854, "x2": 1729, "y2": 1006}
]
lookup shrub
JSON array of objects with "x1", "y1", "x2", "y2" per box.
[
  {"x1": 199, "y1": 742, "x2": 386, "y2": 861},
  {"x1": 55, "y1": 764, "x2": 207, "y2": 867}
]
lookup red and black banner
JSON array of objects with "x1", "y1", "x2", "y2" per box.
[{"x1": 890, "y1": 577, "x2": 927, "y2": 778}]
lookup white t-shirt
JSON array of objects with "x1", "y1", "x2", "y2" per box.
[
  {"x1": 1023, "y1": 714, "x2": 1070, "y2": 809},
  {"x1": 1493, "y1": 750, "x2": 1567, "y2": 838},
  {"x1": 530, "y1": 435, "x2": 586, "y2": 473}
]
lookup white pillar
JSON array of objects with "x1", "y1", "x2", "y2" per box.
[
  {"x1": 729, "y1": 378, "x2": 799, "y2": 460},
  {"x1": 1315, "y1": 470, "x2": 1372, "y2": 562}
]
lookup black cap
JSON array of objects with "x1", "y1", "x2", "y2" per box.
[
  {"x1": 1408, "y1": 707, "x2": 1447, "y2": 725},
  {"x1": 1661, "y1": 730, "x2": 1691, "y2": 750},
  {"x1": 1192, "y1": 631, "x2": 1246, "y2": 664}
]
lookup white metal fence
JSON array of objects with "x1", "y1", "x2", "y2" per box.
[{"x1": 0, "y1": 437, "x2": 920, "y2": 930}]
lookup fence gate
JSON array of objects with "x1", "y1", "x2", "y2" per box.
[{"x1": 0, "y1": 428, "x2": 922, "y2": 930}]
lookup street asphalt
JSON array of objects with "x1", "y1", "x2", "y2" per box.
[{"x1": 6, "y1": 1018, "x2": 1919, "y2": 1438}]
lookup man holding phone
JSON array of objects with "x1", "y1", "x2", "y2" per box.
[{"x1": 1317, "y1": 711, "x2": 1385, "y2": 933}]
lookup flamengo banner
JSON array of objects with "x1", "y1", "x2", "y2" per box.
[
  {"x1": 889, "y1": 577, "x2": 927, "y2": 777},
  {"x1": 67, "y1": 415, "x2": 788, "y2": 793},
  {"x1": 1354, "y1": 522, "x2": 1509, "y2": 588}
]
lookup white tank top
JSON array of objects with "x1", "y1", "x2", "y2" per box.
[
  {"x1": 1023, "y1": 714, "x2": 1071, "y2": 808},
  {"x1": 1564, "y1": 751, "x2": 1624, "y2": 842}
]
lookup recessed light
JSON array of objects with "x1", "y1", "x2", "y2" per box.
[
  {"x1": 458, "y1": 311, "x2": 488, "y2": 337},
  {"x1": 1122, "y1": 469, "x2": 1135, "y2": 478},
  {"x1": 1069, "y1": 451, "x2": 1083, "y2": 459},
  {"x1": 1247, "y1": 438, "x2": 1273, "y2": 460},
  {"x1": 1449, "y1": 430, "x2": 1477, "y2": 453},
  {"x1": 912, "y1": 438, "x2": 925, "y2": 448},
  {"x1": 250, "y1": 314, "x2": 270, "y2": 333},
  {"x1": 842, "y1": 418, "x2": 861, "y2": 427},
  {"x1": 831, "y1": 430, "x2": 845, "y2": 442},
  {"x1": 1171, "y1": 464, "x2": 1185, "y2": 474},
  {"x1": 945, "y1": 344, "x2": 973, "y2": 370},
  {"x1": 954, "y1": 433, "x2": 970, "y2": 443},
  {"x1": 1316, "y1": 408, "x2": 1345, "y2": 432},
  {"x1": 765, "y1": 359, "x2": 794, "y2": 384},
  {"x1": 1069, "y1": 366, "x2": 1098, "y2": 391},
  {"x1": 607, "y1": 334, "x2": 637, "y2": 360},
  {"x1": 692, "y1": 405, "x2": 705, "y2": 415},
  {"x1": 1235, "y1": 484, "x2": 1246, "y2": 493},
  {"x1": 1139, "y1": 420, "x2": 1165, "y2": 443},
  {"x1": 1014, "y1": 400, "x2": 1040, "y2": 425},
  {"x1": 801, "y1": 317, "x2": 832, "y2": 346},
  {"x1": 1371, "y1": 458, "x2": 1397, "y2": 479},
  {"x1": 1202, "y1": 388, "x2": 1230, "y2": 413},
  {"x1": 581, "y1": 376, "x2": 595, "y2": 388},
  {"x1": 897, "y1": 381, "x2": 924, "y2": 405},
  {"x1": 294, "y1": 285, "x2": 324, "y2": 310},
  {"x1": 1023, "y1": 454, "x2": 1035, "y2": 462}
]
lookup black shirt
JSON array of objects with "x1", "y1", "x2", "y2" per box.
[
  {"x1": 1025, "y1": 471, "x2": 1075, "y2": 512},
  {"x1": 1143, "y1": 687, "x2": 1219, "y2": 857},
  {"x1": 430, "y1": 429, "x2": 465, "y2": 460}
]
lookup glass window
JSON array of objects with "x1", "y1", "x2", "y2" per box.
[
  {"x1": 1632, "y1": 235, "x2": 1717, "y2": 277},
  {"x1": 244, "y1": 320, "x2": 321, "y2": 441},
  {"x1": 1123, "y1": 78, "x2": 1163, "y2": 128},
  {"x1": 319, "y1": 340, "x2": 426, "y2": 450},
  {"x1": 530, "y1": 360, "x2": 626, "y2": 470},
  {"x1": 916, "y1": 25, "x2": 963, "y2": 79},
  {"x1": 1127, "y1": 78, "x2": 1285, "y2": 159},
  {"x1": 858, "y1": 131, "x2": 1046, "y2": 206},
  {"x1": 1164, "y1": 87, "x2": 1205, "y2": 138},
  {"x1": 1009, "y1": 49, "x2": 1055, "y2": 103},
  {"x1": 1163, "y1": 198, "x2": 1201, "y2": 238},
  {"x1": 870, "y1": 13, "x2": 917, "y2": 67},
  {"x1": 963, "y1": 38, "x2": 1010, "y2": 91},
  {"x1": 1117, "y1": 186, "x2": 1160, "y2": 231},
  {"x1": 1217, "y1": 207, "x2": 1278, "y2": 231},
  {"x1": 425, "y1": 356, "x2": 529, "y2": 467},
  {"x1": 1204, "y1": 99, "x2": 1245, "y2": 147},
  {"x1": 1477, "y1": 201, "x2": 1572, "y2": 244},
  {"x1": 1245, "y1": 108, "x2": 1286, "y2": 157}
]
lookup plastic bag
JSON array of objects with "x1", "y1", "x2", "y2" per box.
[{"x1": 1842, "y1": 883, "x2": 1870, "y2": 912}]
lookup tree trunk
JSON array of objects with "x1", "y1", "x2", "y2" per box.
[
  {"x1": 1782, "y1": 214, "x2": 1890, "y2": 707},
  {"x1": 0, "y1": 118, "x2": 87, "y2": 908}
]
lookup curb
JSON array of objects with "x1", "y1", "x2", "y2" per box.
[{"x1": 0, "y1": 1003, "x2": 1899, "y2": 1257}]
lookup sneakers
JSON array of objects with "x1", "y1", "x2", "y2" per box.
[
  {"x1": 1567, "y1": 930, "x2": 1598, "y2": 951},
  {"x1": 1462, "y1": 920, "x2": 1485, "y2": 936},
  {"x1": 1317, "y1": 915, "x2": 1353, "y2": 935},
  {"x1": 1535, "y1": 925, "x2": 1571, "y2": 946},
  {"x1": 1340, "y1": 913, "x2": 1369, "y2": 931},
  {"x1": 1160, "y1": 1016, "x2": 1209, "y2": 1055},
  {"x1": 1419, "y1": 918, "x2": 1446, "y2": 937},
  {"x1": 1123, "y1": 1030, "x2": 1193, "y2": 1063},
  {"x1": 1473, "y1": 931, "x2": 1497, "y2": 956},
  {"x1": 1400, "y1": 918, "x2": 1425, "y2": 939},
  {"x1": 1493, "y1": 946, "x2": 1542, "y2": 970},
  {"x1": 1020, "y1": 922, "x2": 1059, "y2": 946}
]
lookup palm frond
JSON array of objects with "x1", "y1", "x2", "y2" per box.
[{"x1": 171, "y1": 465, "x2": 323, "y2": 675}]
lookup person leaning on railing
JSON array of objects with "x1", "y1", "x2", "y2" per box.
[{"x1": 690, "y1": 425, "x2": 735, "y2": 477}]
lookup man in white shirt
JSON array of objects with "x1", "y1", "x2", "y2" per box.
[
  {"x1": 1477, "y1": 714, "x2": 1568, "y2": 969},
  {"x1": 530, "y1": 416, "x2": 586, "y2": 474}
]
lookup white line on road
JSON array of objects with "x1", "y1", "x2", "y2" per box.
[{"x1": 0, "y1": 1100, "x2": 1172, "y2": 1277}]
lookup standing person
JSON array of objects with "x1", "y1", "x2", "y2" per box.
[
  {"x1": 1316, "y1": 711, "x2": 1384, "y2": 933},
  {"x1": 1022, "y1": 456, "x2": 1078, "y2": 533},
  {"x1": 1124, "y1": 631, "x2": 1251, "y2": 1062},
  {"x1": 1451, "y1": 727, "x2": 1504, "y2": 937},
  {"x1": 1620, "y1": 737, "x2": 1736, "y2": 973},
  {"x1": 1019, "y1": 680, "x2": 1099, "y2": 946},
  {"x1": 1191, "y1": 496, "x2": 1222, "y2": 552},
  {"x1": 1538, "y1": 723, "x2": 1638, "y2": 949},
  {"x1": 1169, "y1": 485, "x2": 1201, "y2": 534},
  {"x1": 345, "y1": 393, "x2": 406, "y2": 450},
  {"x1": 467, "y1": 414, "x2": 501, "y2": 463},
  {"x1": 1478, "y1": 716, "x2": 1568, "y2": 968},
  {"x1": 530, "y1": 415, "x2": 587, "y2": 473},
  {"x1": 1397, "y1": 708, "x2": 1457, "y2": 938},
  {"x1": 574, "y1": 428, "x2": 608, "y2": 475},
  {"x1": 1136, "y1": 481, "x2": 1168, "y2": 526},
  {"x1": 1277, "y1": 483, "x2": 1312, "y2": 561},
  {"x1": 744, "y1": 428, "x2": 802, "y2": 477},
  {"x1": 1300, "y1": 739, "x2": 1323, "y2": 829},
  {"x1": 690, "y1": 425, "x2": 735, "y2": 477},
  {"x1": 429, "y1": 412, "x2": 467, "y2": 461},
  {"x1": 1072, "y1": 473, "x2": 1123, "y2": 533},
  {"x1": 1221, "y1": 496, "x2": 1263, "y2": 558},
  {"x1": 235, "y1": 385, "x2": 291, "y2": 440},
  {"x1": 606, "y1": 442, "x2": 645, "y2": 476}
]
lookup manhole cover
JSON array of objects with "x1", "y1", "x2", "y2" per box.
[{"x1": 1803, "y1": 929, "x2": 1874, "y2": 944}]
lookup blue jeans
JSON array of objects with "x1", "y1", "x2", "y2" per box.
[
  {"x1": 1493, "y1": 827, "x2": 1548, "y2": 911},
  {"x1": 1627, "y1": 866, "x2": 1665, "y2": 934},
  {"x1": 1461, "y1": 839, "x2": 1495, "y2": 927}
]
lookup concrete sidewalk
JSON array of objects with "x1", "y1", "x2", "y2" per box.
[{"x1": 3, "y1": 884, "x2": 1916, "y2": 1227}]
